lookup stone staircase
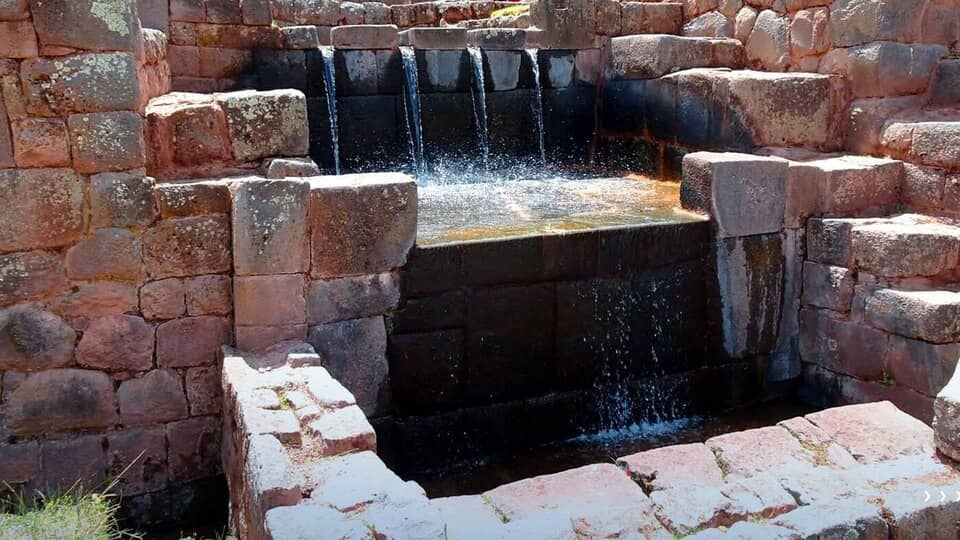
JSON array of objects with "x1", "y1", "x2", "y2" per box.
[{"x1": 802, "y1": 213, "x2": 960, "y2": 421}]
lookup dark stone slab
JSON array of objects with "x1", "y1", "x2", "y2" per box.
[
  {"x1": 485, "y1": 89, "x2": 539, "y2": 162},
  {"x1": 402, "y1": 244, "x2": 464, "y2": 297},
  {"x1": 600, "y1": 80, "x2": 646, "y2": 135},
  {"x1": 644, "y1": 76, "x2": 678, "y2": 143},
  {"x1": 307, "y1": 96, "x2": 336, "y2": 172},
  {"x1": 662, "y1": 145, "x2": 689, "y2": 181},
  {"x1": 334, "y1": 49, "x2": 379, "y2": 96},
  {"x1": 376, "y1": 49, "x2": 405, "y2": 94},
  {"x1": 419, "y1": 92, "x2": 479, "y2": 162},
  {"x1": 542, "y1": 229, "x2": 598, "y2": 281},
  {"x1": 389, "y1": 410, "x2": 478, "y2": 474},
  {"x1": 304, "y1": 48, "x2": 330, "y2": 99},
  {"x1": 462, "y1": 235, "x2": 543, "y2": 286},
  {"x1": 464, "y1": 283, "x2": 556, "y2": 403},
  {"x1": 543, "y1": 85, "x2": 596, "y2": 165},
  {"x1": 537, "y1": 50, "x2": 575, "y2": 89},
  {"x1": 597, "y1": 221, "x2": 711, "y2": 276},
  {"x1": 415, "y1": 49, "x2": 471, "y2": 93},
  {"x1": 389, "y1": 330, "x2": 465, "y2": 413},
  {"x1": 337, "y1": 95, "x2": 409, "y2": 172},
  {"x1": 390, "y1": 291, "x2": 466, "y2": 334},
  {"x1": 254, "y1": 49, "x2": 307, "y2": 93}
]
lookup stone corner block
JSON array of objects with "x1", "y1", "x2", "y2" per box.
[
  {"x1": 309, "y1": 173, "x2": 417, "y2": 279},
  {"x1": 216, "y1": 89, "x2": 309, "y2": 162},
  {"x1": 232, "y1": 178, "x2": 311, "y2": 276},
  {"x1": 681, "y1": 152, "x2": 788, "y2": 238}
]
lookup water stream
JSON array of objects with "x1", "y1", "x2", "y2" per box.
[
  {"x1": 467, "y1": 47, "x2": 490, "y2": 170},
  {"x1": 526, "y1": 49, "x2": 547, "y2": 164},
  {"x1": 400, "y1": 46, "x2": 425, "y2": 177},
  {"x1": 319, "y1": 46, "x2": 341, "y2": 175}
]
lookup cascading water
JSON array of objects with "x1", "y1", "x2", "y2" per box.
[
  {"x1": 467, "y1": 47, "x2": 490, "y2": 170},
  {"x1": 319, "y1": 46, "x2": 341, "y2": 175},
  {"x1": 400, "y1": 46, "x2": 425, "y2": 177},
  {"x1": 525, "y1": 49, "x2": 547, "y2": 164}
]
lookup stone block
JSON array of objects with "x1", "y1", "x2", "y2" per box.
[
  {"x1": 232, "y1": 179, "x2": 310, "y2": 276},
  {"x1": 166, "y1": 415, "x2": 221, "y2": 481},
  {"x1": 707, "y1": 426, "x2": 819, "y2": 477},
  {"x1": 820, "y1": 42, "x2": 947, "y2": 98},
  {"x1": 801, "y1": 262, "x2": 854, "y2": 312},
  {"x1": 41, "y1": 435, "x2": 106, "y2": 491},
  {"x1": 902, "y1": 164, "x2": 946, "y2": 210},
  {"x1": 651, "y1": 486, "x2": 747, "y2": 535},
  {"x1": 845, "y1": 96, "x2": 922, "y2": 155},
  {"x1": 331, "y1": 24, "x2": 398, "y2": 49},
  {"x1": 684, "y1": 11, "x2": 733, "y2": 38},
  {"x1": 886, "y1": 336, "x2": 960, "y2": 398},
  {"x1": 235, "y1": 274, "x2": 306, "y2": 326},
  {"x1": 65, "y1": 229, "x2": 142, "y2": 282},
  {"x1": 235, "y1": 324, "x2": 307, "y2": 351},
  {"x1": 851, "y1": 221, "x2": 960, "y2": 277},
  {"x1": 389, "y1": 330, "x2": 462, "y2": 411},
  {"x1": 143, "y1": 215, "x2": 233, "y2": 279},
  {"x1": 21, "y1": 53, "x2": 139, "y2": 116},
  {"x1": 262, "y1": 157, "x2": 321, "y2": 178},
  {"x1": 0, "y1": 304, "x2": 75, "y2": 372},
  {"x1": 935, "y1": 361, "x2": 960, "y2": 461},
  {"x1": 806, "y1": 217, "x2": 860, "y2": 267},
  {"x1": 465, "y1": 28, "x2": 525, "y2": 49},
  {"x1": 240, "y1": 405, "x2": 301, "y2": 445},
  {"x1": 791, "y1": 7, "x2": 829, "y2": 58},
  {"x1": 90, "y1": 173, "x2": 157, "y2": 230},
  {"x1": 155, "y1": 180, "x2": 231, "y2": 219},
  {"x1": 107, "y1": 427, "x2": 167, "y2": 495},
  {"x1": 206, "y1": 0, "x2": 241, "y2": 23},
  {"x1": 715, "y1": 234, "x2": 783, "y2": 358},
  {"x1": 185, "y1": 275, "x2": 233, "y2": 315},
  {"x1": 77, "y1": 315, "x2": 154, "y2": 371},
  {"x1": 49, "y1": 281, "x2": 138, "y2": 331},
  {"x1": 806, "y1": 401, "x2": 933, "y2": 464},
  {"x1": 7, "y1": 369, "x2": 117, "y2": 435},
  {"x1": 241, "y1": 0, "x2": 272, "y2": 24},
  {"x1": 929, "y1": 60, "x2": 960, "y2": 106},
  {"x1": 0, "y1": 168, "x2": 84, "y2": 252},
  {"x1": 772, "y1": 499, "x2": 888, "y2": 538},
  {"x1": 0, "y1": 0, "x2": 28, "y2": 21},
  {"x1": 608, "y1": 35, "x2": 733, "y2": 80},
  {"x1": 11, "y1": 118, "x2": 70, "y2": 168},
  {"x1": 307, "y1": 317, "x2": 388, "y2": 414},
  {"x1": 67, "y1": 111, "x2": 145, "y2": 174},
  {"x1": 799, "y1": 309, "x2": 889, "y2": 380},
  {"x1": 119, "y1": 369, "x2": 188, "y2": 425},
  {"x1": 307, "y1": 405, "x2": 377, "y2": 455},
  {"x1": 309, "y1": 173, "x2": 417, "y2": 278},
  {"x1": 621, "y1": 2, "x2": 682, "y2": 34},
  {"x1": 594, "y1": 0, "x2": 621, "y2": 35},
  {"x1": 864, "y1": 288, "x2": 960, "y2": 344},
  {"x1": 618, "y1": 443, "x2": 724, "y2": 492},
  {"x1": 0, "y1": 442, "x2": 39, "y2": 486},
  {"x1": 681, "y1": 152, "x2": 787, "y2": 238},
  {"x1": 157, "y1": 316, "x2": 232, "y2": 367},
  {"x1": 31, "y1": 0, "x2": 139, "y2": 52},
  {"x1": 217, "y1": 90, "x2": 309, "y2": 162},
  {"x1": 883, "y1": 111, "x2": 960, "y2": 170},
  {"x1": 483, "y1": 50, "x2": 521, "y2": 92},
  {"x1": 245, "y1": 433, "x2": 302, "y2": 528},
  {"x1": 398, "y1": 27, "x2": 466, "y2": 49},
  {"x1": 829, "y1": 0, "x2": 924, "y2": 47},
  {"x1": 171, "y1": 0, "x2": 204, "y2": 22},
  {"x1": 186, "y1": 365, "x2": 221, "y2": 415},
  {"x1": 745, "y1": 9, "x2": 789, "y2": 71},
  {"x1": 306, "y1": 273, "x2": 399, "y2": 325},
  {"x1": 141, "y1": 279, "x2": 186, "y2": 320},
  {"x1": 802, "y1": 155, "x2": 903, "y2": 215},
  {"x1": 139, "y1": 0, "x2": 170, "y2": 30},
  {"x1": 0, "y1": 251, "x2": 67, "y2": 308}
]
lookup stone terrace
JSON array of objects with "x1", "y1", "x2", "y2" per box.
[{"x1": 226, "y1": 342, "x2": 960, "y2": 539}]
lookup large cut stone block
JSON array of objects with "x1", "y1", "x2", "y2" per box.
[
  {"x1": 77, "y1": 314, "x2": 154, "y2": 371},
  {"x1": 0, "y1": 304, "x2": 75, "y2": 372},
  {"x1": 107, "y1": 426, "x2": 168, "y2": 495},
  {"x1": 30, "y1": 0, "x2": 140, "y2": 52},
  {"x1": 155, "y1": 180, "x2": 231, "y2": 219},
  {"x1": 886, "y1": 336, "x2": 960, "y2": 397},
  {"x1": 715, "y1": 234, "x2": 783, "y2": 358},
  {"x1": 235, "y1": 274, "x2": 306, "y2": 326},
  {"x1": 65, "y1": 229, "x2": 142, "y2": 281},
  {"x1": 118, "y1": 369, "x2": 189, "y2": 425},
  {"x1": 309, "y1": 174, "x2": 417, "y2": 278},
  {"x1": 331, "y1": 24, "x2": 398, "y2": 49},
  {"x1": 143, "y1": 215, "x2": 232, "y2": 279},
  {"x1": 801, "y1": 262, "x2": 854, "y2": 312},
  {"x1": 232, "y1": 179, "x2": 310, "y2": 276},
  {"x1": 851, "y1": 221, "x2": 960, "y2": 277},
  {"x1": 20, "y1": 53, "x2": 139, "y2": 116},
  {"x1": 864, "y1": 288, "x2": 960, "y2": 344},
  {"x1": 68, "y1": 111, "x2": 145, "y2": 174},
  {"x1": 166, "y1": 415, "x2": 222, "y2": 481},
  {"x1": 608, "y1": 35, "x2": 742, "y2": 80},
  {"x1": 681, "y1": 152, "x2": 788, "y2": 238},
  {"x1": 799, "y1": 309, "x2": 888, "y2": 380},
  {"x1": 7, "y1": 369, "x2": 118, "y2": 435},
  {"x1": 805, "y1": 401, "x2": 932, "y2": 463},
  {"x1": 790, "y1": 155, "x2": 902, "y2": 215},
  {"x1": 157, "y1": 316, "x2": 232, "y2": 367},
  {"x1": 820, "y1": 42, "x2": 947, "y2": 98},
  {"x1": 0, "y1": 251, "x2": 67, "y2": 308},
  {"x1": 90, "y1": 173, "x2": 157, "y2": 230},
  {"x1": 745, "y1": 9, "x2": 789, "y2": 71},
  {"x1": 398, "y1": 27, "x2": 466, "y2": 49},
  {"x1": 11, "y1": 117, "x2": 70, "y2": 167},
  {"x1": 217, "y1": 89, "x2": 309, "y2": 162},
  {"x1": 308, "y1": 316, "x2": 388, "y2": 415},
  {"x1": 0, "y1": 168, "x2": 85, "y2": 252},
  {"x1": 306, "y1": 273, "x2": 399, "y2": 325},
  {"x1": 829, "y1": 0, "x2": 925, "y2": 47},
  {"x1": 621, "y1": 2, "x2": 682, "y2": 35}
]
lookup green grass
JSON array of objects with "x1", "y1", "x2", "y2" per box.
[
  {"x1": 490, "y1": 4, "x2": 529, "y2": 18},
  {"x1": 0, "y1": 486, "x2": 138, "y2": 540}
]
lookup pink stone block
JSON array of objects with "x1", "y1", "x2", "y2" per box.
[
  {"x1": 157, "y1": 316, "x2": 232, "y2": 368},
  {"x1": 234, "y1": 274, "x2": 306, "y2": 326},
  {"x1": 618, "y1": 442, "x2": 724, "y2": 491},
  {"x1": 77, "y1": 315, "x2": 155, "y2": 371}
]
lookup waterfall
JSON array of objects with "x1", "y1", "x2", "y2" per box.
[
  {"x1": 526, "y1": 49, "x2": 546, "y2": 164},
  {"x1": 467, "y1": 47, "x2": 490, "y2": 170},
  {"x1": 400, "y1": 46, "x2": 425, "y2": 177},
  {"x1": 319, "y1": 47, "x2": 341, "y2": 175}
]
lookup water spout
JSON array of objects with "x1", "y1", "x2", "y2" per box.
[
  {"x1": 400, "y1": 46, "x2": 425, "y2": 177},
  {"x1": 526, "y1": 49, "x2": 546, "y2": 164},
  {"x1": 319, "y1": 46, "x2": 341, "y2": 175},
  {"x1": 467, "y1": 47, "x2": 490, "y2": 170}
]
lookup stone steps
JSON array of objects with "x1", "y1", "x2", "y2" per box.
[
  {"x1": 880, "y1": 106, "x2": 960, "y2": 170},
  {"x1": 608, "y1": 34, "x2": 745, "y2": 80}
]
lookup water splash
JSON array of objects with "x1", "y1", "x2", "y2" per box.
[
  {"x1": 574, "y1": 416, "x2": 703, "y2": 446},
  {"x1": 526, "y1": 49, "x2": 546, "y2": 164},
  {"x1": 467, "y1": 47, "x2": 490, "y2": 170},
  {"x1": 319, "y1": 46, "x2": 340, "y2": 175},
  {"x1": 400, "y1": 46, "x2": 425, "y2": 177}
]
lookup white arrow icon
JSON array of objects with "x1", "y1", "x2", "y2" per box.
[
  {"x1": 925, "y1": 491, "x2": 932, "y2": 502},
  {"x1": 941, "y1": 491, "x2": 947, "y2": 503}
]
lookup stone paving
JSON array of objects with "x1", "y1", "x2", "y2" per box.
[{"x1": 223, "y1": 341, "x2": 960, "y2": 539}]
